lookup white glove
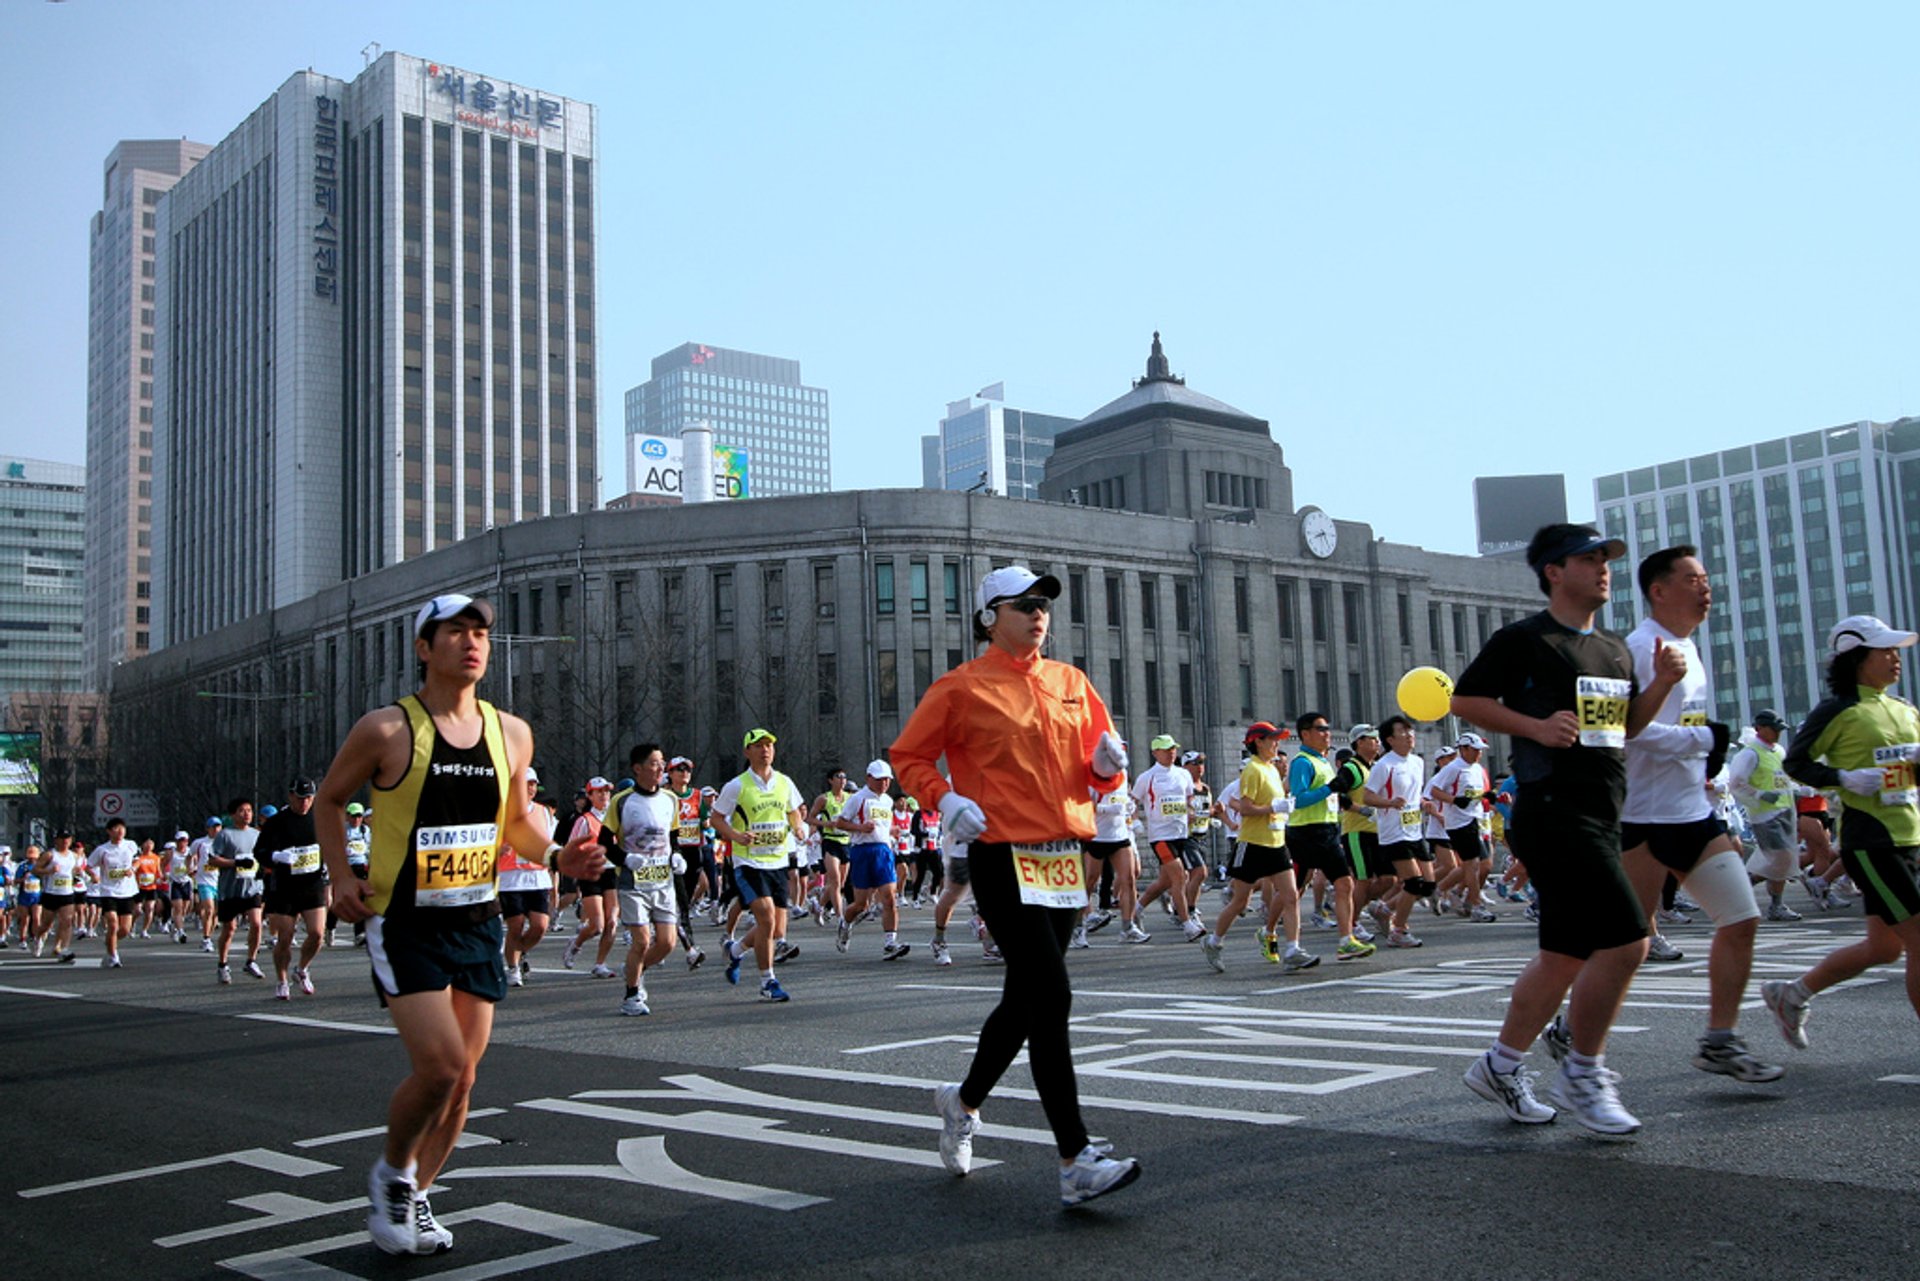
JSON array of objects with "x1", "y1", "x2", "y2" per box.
[
  {"x1": 1756, "y1": 790, "x2": 1783, "y2": 804},
  {"x1": 793, "y1": 821, "x2": 811, "y2": 844},
  {"x1": 939, "y1": 792, "x2": 989, "y2": 844},
  {"x1": 1268, "y1": 796, "x2": 1295, "y2": 816},
  {"x1": 1839, "y1": 768, "x2": 1883, "y2": 797},
  {"x1": 624, "y1": 852, "x2": 648, "y2": 873},
  {"x1": 670, "y1": 851, "x2": 687, "y2": 876},
  {"x1": 1092, "y1": 731, "x2": 1128, "y2": 778}
]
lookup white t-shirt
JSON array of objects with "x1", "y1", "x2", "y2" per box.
[
  {"x1": 1367, "y1": 751, "x2": 1427, "y2": 848},
  {"x1": 1092, "y1": 775, "x2": 1133, "y2": 843},
  {"x1": 1215, "y1": 779, "x2": 1243, "y2": 838},
  {"x1": 1621, "y1": 618, "x2": 1715, "y2": 824},
  {"x1": 838, "y1": 786, "x2": 896, "y2": 848},
  {"x1": 91, "y1": 838, "x2": 141, "y2": 899},
  {"x1": 1429, "y1": 757, "x2": 1490, "y2": 831},
  {"x1": 1131, "y1": 763, "x2": 1195, "y2": 843},
  {"x1": 189, "y1": 836, "x2": 220, "y2": 887},
  {"x1": 613, "y1": 787, "x2": 677, "y2": 889},
  {"x1": 165, "y1": 843, "x2": 196, "y2": 884}
]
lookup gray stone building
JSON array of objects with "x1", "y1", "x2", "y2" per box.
[{"x1": 107, "y1": 337, "x2": 1538, "y2": 827}]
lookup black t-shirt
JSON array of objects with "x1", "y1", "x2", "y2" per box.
[
  {"x1": 1454, "y1": 610, "x2": 1637, "y2": 814},
  {"x1": 255, "y1": 809, "x2": 324, "y2": 883}
]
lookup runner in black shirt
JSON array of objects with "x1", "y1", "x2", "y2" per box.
[
  {"x1": 1454, "y1": 523, "x2": 1684, "y2": 1138},
  {"x1": 258, "y1": 778, "x2": 327, "y2": 999}
]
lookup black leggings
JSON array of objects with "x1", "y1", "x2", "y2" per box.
[{"x1": 960, "y1": 842, "x2": 1090, "y2": 1160}]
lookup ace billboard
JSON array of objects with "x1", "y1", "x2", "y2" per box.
[{"x1": 631, "y1": 434, "x2": 750, "y2": 502}]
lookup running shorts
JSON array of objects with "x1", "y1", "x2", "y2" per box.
[
  {"x1": 498, "y1": 889, "x2": 550, "y2": 919},
  {"x1": 1445, "y1": 823, "x2": 1491, "y2": 862},
  {"x1": 1621, "y1": 817, "x2": 1728, "y2": 875},
  {"x1": 1838, "y1": 844, "x2": 1920, "y2": 926},
  {"x1": 216, "y1": 894, "x2": 263, "y2": 923},
  {"x1": 366, "y1": 912, "x2": 507, "y2": 1005},
  {"x1": 733, "y1": 863, "x2": 789, "y2": 909},
  {"x1": 1083, "y1": 839, "x2": 1132, "y2": 861},
  {"x1": 619, "y1": 884, "x2": 679, "y2": 928},
  {"x1": 848, "y1": 842, "x2": 898, "y2": 891},
  {"x1": 101, "y1": 895, "x2": 139, "y2": 914},
  {"x1": 1227, "y1": 840, "x2": 1292, "y2": 884},
  {"x1": 265, "y1": 875, "x2": 326, "y2": 916},
  {"x1": 1287, "y1": 824, "x2": 1351, "y2": 880},
  {"x1": 1506, "y1": 794, "x2": 1645, "y2": 961},
  {"x1": 1343, "y1": 830, "x2": 1383, "y2": 880}
]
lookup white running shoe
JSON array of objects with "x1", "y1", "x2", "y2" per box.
[
  {"x1": 367, "y1": 1163, "x2": 424, "y2": 1256},
  {"x1": 1060, "y1": 1142, "x2": 1141, "y2": 1207},
  {"x1": 931, "y1": 940, "x2": 953, "y2": 966},
  {"x1": 561, "y1": 939, "x2": 582, "y2": 969},
  {"x1": 1463, "y1": 1052, "x2": 1556, "y2": 1124},
  {"x1": 589, "y1": 963, "x2": 616, "y2": 979},
  {"x1": 295, "y1": 966, "x2": 315, "y2": 996},
  {"x1": 1387, "y1": 928, "x2": 1422, "y2": 948},
  {"x1": 934, "y1": 1082, "x2": 980, "y2": 1175},
  {"x1": 506, "y1": 967, "x2": 524, "y2": 988},
  {"x1": 1549, "y1": 1065, "x2": 1640, "y2": 1137},
  {"x1": 1068, "y1": 925, "x2": 1090, "y2": 950},
  {"x1": 274, "y1": 981, "x2": 291, "y2": 1001},
  {"x1": 1122, "y1": 922, "x2": 1154, "y2": 944},
  {"x1": 1761, "y1": 979, "x2": 1811, "y2": 1050},
  {"x1": 1201, "y1": 935, "x2": 1224, "y2": 973},
  {"x1": 1764, "y1": 902, "x2": 1803, "y2": 923},
  {"x1": 620, "y1": 992, "x2": 651, "y2": 1016},
  {"x1": 201, "y1": 938, "x2": 215, "y2": 953},
  {"x1": 412, "y1": 1193, "x2": 454, "y2": 1253}
]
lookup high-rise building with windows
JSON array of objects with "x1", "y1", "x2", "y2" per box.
[
  {"x1": 151, "y1": 52, "x2": 597, "y2": 651},
  {"x1": 622, "y1": 343, "x2": 830, "y2": 498},
  {"x1": 1593, "y1": 417, "x2": 1920, "y2": 717},
  {"x1": 85, "y1": 139, "x2": 210, "y2": 689},
  {"x1": 921, "y1": 384, "x2": 1073, "y2": 499},
  {"x1": 1, "y1": 457, "x2": 87, "y2": 706}
]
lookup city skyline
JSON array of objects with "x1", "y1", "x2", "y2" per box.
[{"x1": 6, "y1": 2, "x2": 1919, "y2": 558}]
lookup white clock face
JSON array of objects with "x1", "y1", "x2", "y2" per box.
[{"x1": 1303, "y1": 510, "x2": 1337, "y2": 558}]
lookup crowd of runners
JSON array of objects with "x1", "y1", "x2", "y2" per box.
[{"x1": 2, "y1": 530, "x2": 1916, "y2": 1242}]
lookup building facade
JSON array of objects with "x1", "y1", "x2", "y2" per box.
[
  {"x1": 1594, "y1": 417, "x2": 1920, "y2": 718},
  {"x1": 84, "y1": 139, "x2": 209, "y2": 689},
  {"x1": 921, "y1": 385, "x2": 1074, "y2": 499},
  {"x1": 109, "y1": 336, "x2": 1539, "y2": 826},
  {"x1": 152, "y1": 51, "x2": 598, "y2": 651},
  {"x1": 622, "y1": 343, "x2": 830, "y2": 498},
  {"x1": 0, "y1": 457, "x2": 87, "y2": 706}
]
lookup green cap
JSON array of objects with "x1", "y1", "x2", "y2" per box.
[
  {"x1": 1149, "y1": 734, "x2": 1178, "y2": 752},
  {"x1": 345, "y1": 803, "x2": 366, "y2": 816},
  {"x1": 743, "y1": 727, "x2": 778, "y2": 749}
]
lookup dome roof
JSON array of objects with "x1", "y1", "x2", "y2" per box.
[{"x1": 1056, "y1": 333, "x2": 1266, "y2": 448}]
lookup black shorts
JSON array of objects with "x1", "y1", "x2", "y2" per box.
[
  {"x1": 1621, "y1": 816, "x2": 1728, "y2": 874},
  {"x1": 1838, "y1": 845, "x2": 1920, "y2": 926},
  {"x1": 499, "y1": 889, "x2": 550, "y2": 919},
  {"x1": 1428, "y1": 838, "x2": 1454, "y2": 861},
  {"x1": 136, "y1": 888, "x2": 158, "y2": 904},
  {"x1": 1287, "y1": 824, "x2": 1352, "y2": 880},
  {"x1": 593, "y1": 866, "x2": 619, "y2": 894},
  {"x1": 102, "y1": 896, "x2": 140, "y2": 915},
  {"x1": 1446, "y1": 823, "x2": 1491, "y2": 862},
  {"x1": 1343, "y1": 830, "x2": 1384, "y2": 879},
  {"x1": 366, "y1": 912, "x2": 507, "y2": 1005},
  {"x1": 217, "y1": 894, "x2": 263, "y2": 923},
  {"x1": 266, "y1": 876, "x2": 326, "y2": 916},
  {"x1": 733, "y1": 863, "x2": 789, "y2": 909},
  {"x1": 39, "y1": 892, "x2": 73, "y2": 912},
  {"x1": 1083, "y1": 839, "x2": 1132, "y2": 861},
  {"x1": 169, "y1": 883, "x2": 194, "y2": 901},
  {"x1": 821, "y1": 839, "x2": 851, "y2": 863},
  {"x1": 1377, "y1": 838, "x2": 1428, "y2": 869},
  {"x1": 1508, "y1": 795, "x2": 1646, "y2": 961},
  {"x1": 1228, "y1": 840, "x2": 1292, "y2": 884}
]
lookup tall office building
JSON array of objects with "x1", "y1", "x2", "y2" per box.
[
  {"x1": 622, "y1": 343, "x2": 830, "y2": 497},
  {"x1": 1594, "y1": 417, "x2": 1920, "y2": 717},
  {"x1": 921, "y1": 384, "x2": 1073, "y2": 499},
  {"x1": 152, "y1": 51, "x2": 597, "y2": 651},
  {"x1": 85, "y1": 139, "x2": 210, "y2": 689},
  {"x1": 0, "y1": 458, "x2": 87, "y2": 706}
]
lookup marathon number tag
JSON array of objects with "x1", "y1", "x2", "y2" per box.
[
  {"x1": 1679, "y1": 698, "x2": 1709, "y2": 728},
  {"x1": 1013, "y1": 841, "x2": 1087, "y2": 908},
  {"x1": 631, "y1": 857, "x2": 672, "y2": 886},
  {"x1": 1158, "y1": 799, "x2": 1188, "y2": 819},
  {"x1": 288, "y1": 844, "x2": 322, "y2": 875},
  {"x1": 1575, "y1": 676, "x2": 1631, "y2": 749},
  {"x1": 1399, "y1": 807, "x2": 1422, "y2": 833},
  {"x1": 106, "y1": 863, "x2": 132, "y2": 882},
  {"x1": 1874, "y1": 745, "x2": 1919, "y2": 808},
  {"x1": 414, "y1": 823, "x2": 499, "y2": 907}
]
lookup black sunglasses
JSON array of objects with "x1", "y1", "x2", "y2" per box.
[
  {"x1": 999, "y1": 596, "x2": 1052, "y2": 615},
  {"x1": 1305, "y1": 723, "x2": 1331, "y2": 732}
]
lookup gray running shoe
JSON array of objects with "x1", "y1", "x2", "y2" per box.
[
  {"x1": 1548, "y1": 1065, "x2": 1640, "y2": 1137},
  {"x1": 1692, "y1": 1035, "x2": 1784, "y2": 1082},
  {"x1": 1542, "y1": 1013, "x2": 1571, "y2": 1065},
  {"x1": 1464, "y1": 1052, "x2": 1556, "y2": 1124},
  {"x1": 1201, "y1": 935, "x2": 1224, "y2": 974},
  {"x1": 882, "y1": 942, "x2": 912, "y2": 961},
  {"x1": 1282, "y1": 947, "x2": 1320, "y2": 972},
  {"x1": 1764, "y1": 901, "x2": 1803, "y2": 923},
  {"x1": 1060, "y1": 1143, "x2": 1141, "y2": 1207},
  {"x1": 1084, "y1": 909, "x2": 1115, "y2": 934},
  {"x1": 933, "y1": 1082, "x2": 979, "y2": 1176},
  {"x1": 1068, "y1": 925, "x2": 1090, "y2": 949},
  {"x1": 1646, "y1": 934, "x2": 1685, "y2": 962},
  {"x1": 1761, "y1": 979, "x2": 1811, "y2": 1050}
]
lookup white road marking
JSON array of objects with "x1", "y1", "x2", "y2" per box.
[
  {"x1": 156, "y1": 1192, "x2": 361, "y2": 1248},
  {"x1": 21, "y1": 1148, "x2": 335, "y2": 1199},
  {"x1": 239, "y1": 1012, "x2": 396, "y2": 1035},
  {"x1": 745, "y1": 1062, "x2": 1301, "y2": 1125},
  {"x1": 217, "y1": 1201, "x2": 653, "y2": 1279},
  {"x1": 438, "y1": 1135, "x2": 827, "y2": 1211},
  {"x1": 1079, "y1": 1048, "x2": 1430, "y2": 1094},
  {"x1": 293, "y1": 1109, "x2": 506, "y2": 1148},
  {"x1": 0, "y1": 982, "x2": 82, "y2": 998}
]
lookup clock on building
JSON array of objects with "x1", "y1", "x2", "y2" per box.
[{"x1": 1301, "y1": 508, "x2": 1338, "y2": 559}]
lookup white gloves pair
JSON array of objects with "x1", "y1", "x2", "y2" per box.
[
  {"x1": 940, "y1": 791, "x2": 989, "y2": 844},
  {"x1": 1092, "y1": 731, "x2": 1128, "y2": 778}
]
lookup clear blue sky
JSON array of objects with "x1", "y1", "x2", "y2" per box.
[{"x1": 6, "y1": 1, "x2": 1916, "y2": 554}]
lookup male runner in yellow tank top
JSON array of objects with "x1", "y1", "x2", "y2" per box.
[{"x1": 319, "y1": 594, "x2": 605, "y2": 1257}]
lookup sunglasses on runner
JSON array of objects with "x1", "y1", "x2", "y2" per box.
[
  {"x1": 998, "y1": 596, "x2": 1052, "y2": 615},
  {"x1": 1305, "y1": 723, "x2": 1330, "y2": 733}
]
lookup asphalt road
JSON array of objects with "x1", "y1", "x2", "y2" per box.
[{"x1": 4, "y1": 888, "x2": 1918, "y2": 1280}]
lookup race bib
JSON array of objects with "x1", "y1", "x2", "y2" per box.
[
  {"x1": 630, "y1": 856, "x2": 672, "y2": 886},
  {"x1": 346, "y1": 836, "x2": 370, "y2": 866},
  {"x1": 51, "y1": 873, "x2": 73, "y2": 893},
  {"x1": 1399, "y1": 807, "x2": 1422, "y2": 833},
  {"x1": 1874, "y1": 744, "x2": 1919, "y2": 809},
  {"x1": 1158, "y1": 799, "x2": 1188, "y2": 819},
  {"x1": 1097, "y1": 790, "x2": 1128, "y2": 816},
  {"x1": 1576, "y1": 676, "x2": 1631, "y2": 749},
  {"x1": 24, "y1": 874, "x2": 40, "y2": 894},
  {"x1": 107, "y1": 864, "x2": 133, "y2": 882},
  {"x1": 1678, "y1": 697, "x2": 1709, "y2": 728},
  {"x1": 413, "y1": 823, "x2": 499, "y2": 908},
  {"x1": 1013, "y1": 841, "x2": 1087, "y2": 908},
  {"x1": 287, "y1": 845, "x2": 322, "y2": 875},
  {"x1": 136, "y1": 867, "x2": 157, "y2": 888},
  {"x1": 677, "y1": 820, "x2": 701, "y2": 843}
]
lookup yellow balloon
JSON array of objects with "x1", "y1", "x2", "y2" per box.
[{"x1": 1397, "y1": 666, "x2": 1454, "y2": 723}]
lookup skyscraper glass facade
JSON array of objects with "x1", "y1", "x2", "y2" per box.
[{"x1": 623, "y1": 343, "x2": 830, "y2": 497}]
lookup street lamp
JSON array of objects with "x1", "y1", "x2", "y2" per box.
[
  {"x1": 194, "y1": 689, "x2": 317, "y2": 802},
  {"x1": 491, "y1": 634, "x2": 575, "y2": 712}
]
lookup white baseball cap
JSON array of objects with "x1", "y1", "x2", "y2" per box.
[
  {"x1": 414, "y1": 593, "x2": 494, "y2": 638},
  {"x1": 1455, "y1": 732, "x2": 1488, "y2": 750},
  {"x1": 865, "y1": 759, "x2": 893, "y2": 780},
  {"x1": 173, "y1": 830, "x2": 190, "y2": 840},
  {"x1": 977, "y1": 565, "x2": 1062, "y2": 612},
  {"x1": 1829, "y1": 614, "x2": 1917, "y2": 655}
]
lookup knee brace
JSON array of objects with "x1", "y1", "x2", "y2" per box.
[{"x1": 1401, "y1": 876, "x2": 1437, "y2": 899}]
